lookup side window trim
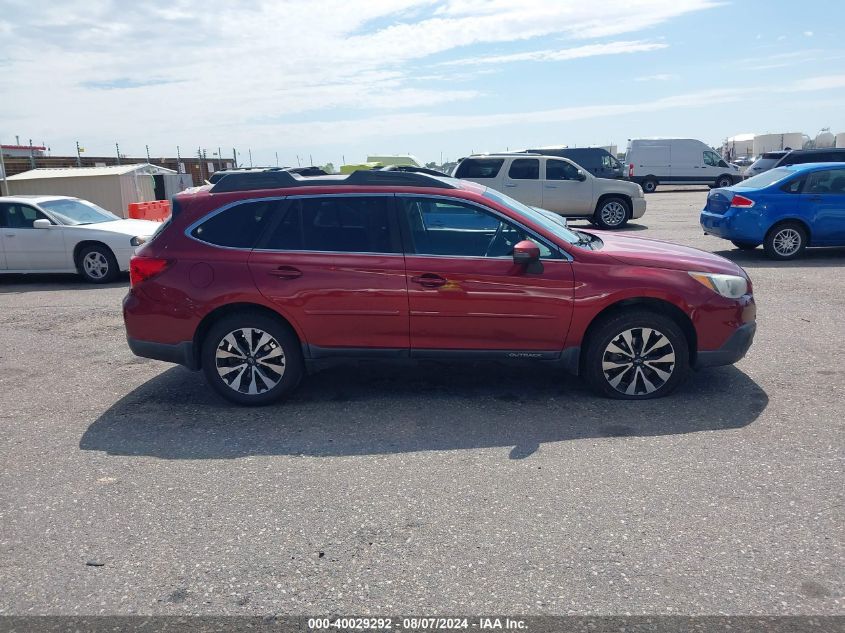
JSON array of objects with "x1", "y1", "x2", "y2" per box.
[
  {"x1": 253, "y1": 192, "x2": 403, "y2": 256},
  {"x1": 397, "y1": 194, "x2": 567, "y2": 260}
]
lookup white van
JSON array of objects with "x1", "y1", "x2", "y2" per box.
[{"x1": 625, "y1": 139, "x2": 742, "y2": 193}]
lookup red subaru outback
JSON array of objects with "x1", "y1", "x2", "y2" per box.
[{"x1": 123, "y1": 169, "x2": 756, "y2": 405}]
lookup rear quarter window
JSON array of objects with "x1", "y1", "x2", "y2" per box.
[
  {"x1": 454, "y1": 158, "x2": 504, "y2": 179},
  {"x1": 190, "y1": 199, "x2": 280, "y2": 248}
]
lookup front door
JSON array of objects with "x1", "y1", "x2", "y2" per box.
[
  {"x1": 0, "y1": 203, "x2": 67, "y2": 270},
  {"x1": 501, "y1": 158, "x2": 542, "y2": 207},
  {"x1": 800, "y1": 168, "x2": 845, "y2": 244},
  {"x1": 543, "y1": 158, "x2": 594, "y2": 215},
  {"x1": 398, "y1": 195, "x2": 574, "y2": 354},
  {"x1": 248, "y1": 194, "x2": 409, "y2": 352}
]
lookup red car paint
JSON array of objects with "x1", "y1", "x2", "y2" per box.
[{"x1": 123, "y1": 180, "x2": 754, "y2": 374}]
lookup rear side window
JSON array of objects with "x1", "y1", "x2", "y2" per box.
[
  {"x1": 191, "y1": 199, "x2": 280, "y2": 248},
  {"x1": 805, "y1": 169, "x2": 845, "y2": 194},
  {"x1": 508, "y1": 158, "x2": 539, "y2": 180},
  {"x1": 263, "y1": 196, "x2": 398, "y2": 253},
  {"x1": 454, "y1": 158, "x2": 504, "y2": 179}
]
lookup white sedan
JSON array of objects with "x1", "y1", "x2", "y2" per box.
[{"x1": 0, "y1": 195, "x2": 160, "y2": 283}]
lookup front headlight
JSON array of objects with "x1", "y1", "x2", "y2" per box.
[
  {"x1": 689, "y1": 272, "x2": 748, "y2": 299},
  {"x1": 130, "y1": 236, "x2": 147, "y2": 246}
]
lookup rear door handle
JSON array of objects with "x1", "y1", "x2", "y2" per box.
[
  {"x1": 268, "y1": 266, "x2": 302, "y2": 280},
  {"x1": 411, "y1": 273, "x2": 447, "y2": 288},
  {"x1": 504, "y1": 183, "x2": 517, "y2": 188}
]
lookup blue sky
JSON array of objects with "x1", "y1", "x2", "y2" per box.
[{"x1": 1, "y1": 0, "x2": 843, "y2": 167}]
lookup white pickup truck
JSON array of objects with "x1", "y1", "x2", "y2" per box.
[{"x1": 452, "y1": 153, "x2": 646, "y2": 229}]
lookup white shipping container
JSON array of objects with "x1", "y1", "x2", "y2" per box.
[{"x1": 752, "y1": 133, "x2": 804, "y2": 156}]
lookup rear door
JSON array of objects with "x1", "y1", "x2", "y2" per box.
[
  {"x1": 800, "y1": 168, "x2": 845, "y2": 244},
  {"x1": 501, "y1": 158, "x2": 542, "y2": 207},
  {"x1": 248, "y1": 194, "x2": 409, "y2": 352},
  {"x1": 543, "y1": 158, "x2": 593, "y2": 215},
  {"x1": 0, "y1": 202, "x2": 67, "y2": 270},
  {"x1": 398, "y1": 195, "x2": 574, "y2": 353}
]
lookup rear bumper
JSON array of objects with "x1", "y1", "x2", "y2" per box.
[
  {"x1": 694, "y1": 322, "x2": 756, "y2": 369},
  {"x1": 700, "y1": 208, "x2": 762, "y2": 243},
  {"x1": 127, "y1": 337, "x2": 198, "y2": 370}
]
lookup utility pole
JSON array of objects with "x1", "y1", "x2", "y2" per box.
[
  {"x1": 232, "y1": 147, "x2": 237, "y2": 169},
  {"x1": 0, "y1": 139, "x2": 9, "y2": 196},
  {"x1": 275, "y1": 152, "x2": 279, "y2": 167},
  {"x1": 296, "y1": 155, "x2": 301, "y2": 167},
  {"x1": 76, "y1": 141, "x2": 82, "y2": 167},
  {"x1": 145, "y1": 144, "x2": 151, "y2": 163},
  {"x1": 248, "y1": 148, "x2": 253, "y2": 168},
  {"x1": 309, "y1": 154, "x2": 313, "y2": 166},
  {"x1": 197, "y1": 147, "x2": 205, "y2": 181},
  {"x1": 217, "y1": 147, "x2": 222, "y2": 171},
  {"x1": 176, "y1": 145, "x2": 183, "y2": 173},
  {"x1": 115, "y1": 142, "x2": 121, "y2": 166},
  {"x1": 28, "y1": 139, "x2": 35, "y2": 169}
]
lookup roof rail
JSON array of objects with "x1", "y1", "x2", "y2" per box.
[{"x1": 209, "y1": 167, "x2": 456, "y2": 193}]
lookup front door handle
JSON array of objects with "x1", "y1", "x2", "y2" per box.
[
  {"x1": 268, "y1": 266, "x2": 302, "y2": 280},
  {"x1": 411, "y1": 273, "x2": 447, "y2": 288},
  {"x1": 503, "y1": 183, "x2": 517, "y2": 188},
  {"x1": 3, "y1": 233, "x2": 15, "y2": 237},
  {"x1": 808, "y1": 195, "x2": 823, "y2": 202}
]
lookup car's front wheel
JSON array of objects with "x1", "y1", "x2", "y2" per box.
[
  {"x1": 592, "y1": 197, "x2": 630, "y2": 229},
  {"x1": 583, "y1": 310, "x2": 689, "y2": 400},
  {"x1": 77, "y1": 244, "x2": 118, "y2": 283},
  {"x1": 201, "y1": 312, "x2": 304, "y2": 406}
]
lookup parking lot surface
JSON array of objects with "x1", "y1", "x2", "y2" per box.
[{"x1": 0, "y1": 188, "x2": 842, "y2": 615}]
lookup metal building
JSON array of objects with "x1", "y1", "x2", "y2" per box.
[{"x1": 4, "y1": 164, "x2": 193, "y2": 217}]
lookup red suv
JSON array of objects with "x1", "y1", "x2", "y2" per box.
[{"x1": 123, "y1": 170, "x2": 756, "y2": 405}]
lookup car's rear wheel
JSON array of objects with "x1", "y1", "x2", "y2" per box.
[
  {"x1": 201, "y1": 312, "x2": 303, "y2": 406},
  {"x1": 715, "y1": 175, "x2": 734, "y2": 188},
  {"x1": 583, "y1": 310, "x2": 689, "y2": 400},
  {"x1": 763, "y1": 222, "x2": 807, "y2": 260},
  {"x1": 731, "y1": 240, "x2": 760, "y2": 250},
  {"x1": 592, "y1": 197, "x2": 630, "y2": 229},
  {"x1": 641, "y1": 177, "x2": 658, "y2": 193},
  {"x1": 77, "y1": 244, "x2": 118, "y2": 283}
]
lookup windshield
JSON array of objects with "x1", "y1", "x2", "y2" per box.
[
  {"x1": 482, "y1": 187, "x2": 581, "y2": 245},
  {"x1": 735, "y1": 167, "x2": 793, "y2": 189},
  {"x1": 39, "y1": 199, "x2": 120, "y2": 225}
]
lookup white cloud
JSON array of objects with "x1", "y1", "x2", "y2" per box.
[
  {"x1": 442, "y1": 40, "x2": 667, "y2": 66},
  {"x1": 804, "y1": 30, "x2": 814, "y2": 36},
  {"x1": 634, "y1": 73, "x2": 677, "y2": 81}
]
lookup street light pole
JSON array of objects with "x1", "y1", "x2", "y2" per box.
[
  {"x1": 115, "y1": 142, "x2": 121, "y2": 166},
  {"x1": 76, "y1": 141, "x2": 82, "y2": 167},
  {"x1": 145, "y1": 144, "x2": 151, "y2": 163},
  {"x1": 0, "y1": 139, "x2": 9, "y2": 196}
]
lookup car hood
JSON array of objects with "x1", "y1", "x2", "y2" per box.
[
  {"x1": 74, "y1": 219, "x2": 160, "y2": 238},
  {"x1": 592, "y1": 231, "x2": 746, "y2": 276}
]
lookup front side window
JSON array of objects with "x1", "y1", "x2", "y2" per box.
[
  {"x1": 508, "y1": 158, "x2": 539, "y2": 180},
  {"x1": 703, "y1": 151, "x2": 722, "y2": 167},
  {"x1": 0, "y1": 203, "x2": 49, "y2": 229},
  {"x1": 263, "y1": 196, "x2": 398, "y2": 253},
  {"x1": 546, "y1": 159, "x2": 580, "y2": 181},
  {"x1": 805, "y1": 169, "x2": 845, "y2": 194},
  {"x1": 400, "y1": 197, "x2": 551, "y2": 258},
  {"x1": 454, "y1": 158, "x2": 504, "y2": 179},
  {"x1": 191, "y1": 199, "x2": 280, "y2": 248}
]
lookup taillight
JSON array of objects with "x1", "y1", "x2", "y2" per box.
[
  {"x1": 730, "y1": 194, "x2": 755, "y2": 208},
  {"x1": 628, "y1": 163, "x2": 634, "y2": 178},
  {"x1": 129, "y1": 256, "x2": 171, "y2": 287}
]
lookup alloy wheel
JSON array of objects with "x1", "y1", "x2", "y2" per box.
[
  {"x1": 600, "y1": 201, "x2": 627, "y2": 227},
  {"x1": 602, "y1": 327, "x2": 676, "y2": 396},
  {"x1": 772, "y1": 228, "x2": 801, "y2": 257},
  {"x1": 83, "y1": 251, "x2": 110, "y2": 279},
  {"x1": 215, "y1": 328, "x2": 286, "y2": 395}
]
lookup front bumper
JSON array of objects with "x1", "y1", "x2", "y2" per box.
[
  {"x1": 631, "y1": 197, "x2": 646, "y2": 219},
  {"x1": 694, "y1": 322, "x2": 756, "y2": 369}
]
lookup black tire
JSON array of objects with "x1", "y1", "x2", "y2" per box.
[
  {"x1": 715, "y1": 175, "x2": 734, "y2": 188},
  {"x1": 763, "y1": 221, "x2": 807, "y2": 260},
  {"x1": 641, "y1": 177, "x2": 658, "y2": 194},
  {"x1": 77, "y1": 244, "x2": 119, "y2": 283},
  {"x1": 592, "y1": 197, "x2": 630, "y2": 229},
  {"x1": 582, "y1": 310, "x2": 690, "y2": 400},
  {"x1": 201, "y1": 312, "x2": 304, "y2": 406},
  {"x1": 731, "y1": 240, "x2": 759, "y2": 250}
]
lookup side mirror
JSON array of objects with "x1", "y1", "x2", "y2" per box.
[
  {"x1": 33, "y1": 219, "x2": 52, "y2": 229},
  {"x1": 513, "y1": 239, "x2": 540, "y2": 265},
  {"x1": 577, "y1": 170, "x2": 587, "y2": 181}
]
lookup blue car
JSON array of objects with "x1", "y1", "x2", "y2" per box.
[{"x1": 700, "y1": 162, "x2": 845, "y2": 260}]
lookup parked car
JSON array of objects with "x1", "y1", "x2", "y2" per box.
[
  {"x1": 0, "y1": 195, "x2": 159, "y2": 282},
  {"x1": 744, "y1": 148, "x2": 845, "y2": 179},
  {"x1": 452, "y1": 154, "x2": 645, "y2": 229},
  {"x1": 700, "y1": 162, "x2": 845, "y2": 259},
  {"x1": 124, "y1": 169, "x2": 755, "y2": 405},
  {"x1": 743, "y1": 151, "x2": 788, "y2": 179},
  {"x1": 523, "y1": 147, "x2": 624, "y2": 179},
  {"x1": 625, "y1": 138, "x2": 742, "y2": 192},
  {"x1": 730, "y1": 156, "x2": 755, "y2": 169}
]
